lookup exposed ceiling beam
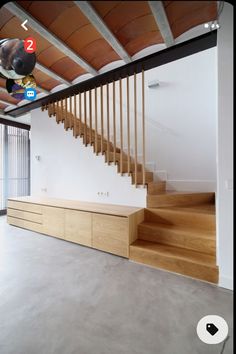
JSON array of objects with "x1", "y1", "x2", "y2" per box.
[
  {"x1": 4, "y1": 2, "x2": 98, "y2": 76},
  {"x1": 74, "y1": 1, "x2": 132, "y2": 64},
  {"x1": 148, "y1": 1, "x2": 174, "y2": 47},
  {"x1": 35, "y1": 62, "x2": 71, "y2": 86},
  {"x1": 0, "y1": 99, "x2": 17, "y2": 107}
]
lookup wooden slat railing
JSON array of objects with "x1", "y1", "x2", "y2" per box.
[{"x1": 43, "y1": 71, "x2": 147, "y2": 187}]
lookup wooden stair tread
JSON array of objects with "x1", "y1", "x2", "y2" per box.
[
  {"x1": 147, "y1": 204, "x2": 215, "y2": 216},
  {"x1": 131, "y1": 240, "x2": 216, "y2": 266},
  {"x1": 139, "y1": 222, "x2": 215, "y2": 239}
]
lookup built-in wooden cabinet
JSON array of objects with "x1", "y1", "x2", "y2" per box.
[
  {"x1": 7, "y1": 197, "x2": 144, "y2": 258},
  {"x1": 92, "y1": 214, "x2": 129, "y2": 257},
  {"x1": 65, "y1": 210, "x2": 92, "y2": 247}
]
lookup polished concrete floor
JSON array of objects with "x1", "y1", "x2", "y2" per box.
[{"x1": 0, "y1": 216, "x2": 233, "y2": 354}]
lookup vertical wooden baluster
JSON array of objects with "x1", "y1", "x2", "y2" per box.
[
  {"x1": 61, "y1": 98, "x2": 64, "y2": 123},
  {"x1": 134, "y1": 72, "x2": 138, "y2": 187},
  {"x1": 48, "y1": 102, "x2": 52, "y2": 117},
  {"x1": 70, "y1": 95, "x2": 73, "y2": 129},
  {"x1": 127, "y1": 76, "x2": 131, "y2": 176},
  {"x1": 113, "y1": 80, "x2": 116, "y2": 163},
  {"x1": 65, "y1": 98, "x2": 68, "y2": 130},
  {"x1": 95, "y1": 87, "x2": 98, "y2": 155},
  {"x1": 89, "y1": 90, "x2": 92, "y2": 145},
  {"x1": 84, "y1": 91, "x2": 87, "y2": 145},
  {"x1": 142, "y1": 69, "x2": 146, "y2": 186},
  {"x1": 119, "y1": 78, "x2": 123, "y2": 174},
  {"x1": 56, "y1": 101, "x2": 59, "y2": 123},
  {"x1": 100, "y1": 85, "x2": 104, "y2": 153},
  {"x1": 79, "y1": 92, "x2": 82, "y2": 136},
  {"x1": 106, "y1": 83, "x2": 110, "y2": 164},
  {"x1": 74, "y1": 94, "x2": 77, "y2": 137},
  {"x1": 52, "y1": 101, "x2": 56, "y2": 116}
]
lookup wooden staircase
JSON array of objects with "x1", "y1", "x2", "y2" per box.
[
  {"x1": 46, "y1": 102, "x2": 154, "y2": 187},
  {"x1": 130, "y1": 183, "x2": 218, "y2": 283},
  {"x1": 44, "y1": 97, "x2": 218, "y2": 284}
]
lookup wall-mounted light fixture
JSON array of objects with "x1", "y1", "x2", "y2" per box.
[{"x1": 148, "y1": 80, "x2": 160, "y2": 88}]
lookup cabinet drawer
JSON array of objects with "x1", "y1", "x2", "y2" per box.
[
  {"x1": 7, "y1": 208, "x2": 42, "y2": 224},
  {"x1": 8, "y1": 216, "x2": 43, "y2": 233},
  {"x1": 92, "y1": 214, "x2": 129, "y2": 257},
  {"x1": 8, "y1": 200, "x2": 42, "y2": 214},
  {"x1": 65, "y1": 210, "x2": 92, "y2": 247},
  {"x1": 42, "y1": 206, "x2": 65, "y2": 239}
]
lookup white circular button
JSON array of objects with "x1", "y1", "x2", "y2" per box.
[{"x1": 197, "y1": 315, "x2": 228, "y2": 344}]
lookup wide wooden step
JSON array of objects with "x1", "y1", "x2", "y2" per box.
[
  {"x1": 147, "y1": 191, "x2": 215, "y2": 208},
  {"x1": 147, "y1": 181, "x2": 166, "y2": 194},
  {"x1": 131, "y1": 172, "x2": 153, "y2": 185},
  {"x1": 138, "y1": 222, "x2": 216, "y2": 256},
  {"x1": 130, "y1": 240, "x2": 218, "y2": 283},
  {"x1": 145, "y1": 205, "x2": 215, "y2": 231}
]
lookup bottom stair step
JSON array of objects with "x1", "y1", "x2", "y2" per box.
[{"x1": 130, "y1": 240, "x2": 218, "y2": 283}]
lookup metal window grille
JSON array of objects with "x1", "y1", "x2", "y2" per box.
[{"x1": 0, "y1": 124, "x2": 30, "y2": 211}]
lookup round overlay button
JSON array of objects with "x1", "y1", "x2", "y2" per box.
[{"x1": 197, "y1": 315, "x2": 228, "y2": 344}]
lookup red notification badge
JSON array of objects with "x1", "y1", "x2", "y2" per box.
[{"x1": 24, "y1": 37, "x2": 36, "y2": 53}]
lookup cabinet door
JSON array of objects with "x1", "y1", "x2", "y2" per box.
[
  {"x1": 42, "y1": 206, "x2": 65, "y2": 239},
  {"x1": 92, "y1": 214, "x2": 129, "y2": 257},
  {"x1": 65, "y1": 210, "x2": 92, "y2": 247}
]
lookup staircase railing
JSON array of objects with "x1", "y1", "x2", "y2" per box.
[{"x1": 42, "y1": 70, "x2": 146, "y2": 187}]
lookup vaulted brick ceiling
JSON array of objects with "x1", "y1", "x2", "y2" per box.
[{"x1": 0, "y1": 1, "x2": 217, "y2": 111}]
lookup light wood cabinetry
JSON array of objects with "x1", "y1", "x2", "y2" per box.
[
  {"x1": 7, "y1": 197, "x2": 144, "y2": 258},
  {"x1": 93, "y1": 214, "x2": 129, "y2": 257},
  {"x1": 65, "y1": 210, "x2": 92, "y2": 247},
  {"x1": 42, "y1": 206, "x2": 65, "y2": 239}
]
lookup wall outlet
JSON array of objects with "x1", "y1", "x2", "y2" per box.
[
  {"x1": 97, "y1": 191, "x2": 109, "y2": 197},
  {"x1": 41, "y1": 188, "x2": 47, "y2": 192}
]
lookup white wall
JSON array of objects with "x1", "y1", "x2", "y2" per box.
[
  {"x1": 216, "y1": 3, "x2": 233, "y2": 290},
  {"x1": 144, "y1": 48, "x2": 217, "y2": 191},
  {"x1": 30, "y1": 108, "x2": 146, "y2": 207}
]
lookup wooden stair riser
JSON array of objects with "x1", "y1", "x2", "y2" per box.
[
  {"x1": 145, "y1": 208, "x2": 216, "y2": 231},
  {"x1": 132, "y1": 172, "x2": 153, "y2": 185},
  {"x1": 147, "y1": 193, "x2": 215, "y2": 208},
  {"x1": 147, "y1": 181, "x2": 166, "y2": 194},
  {"x1": 105, "y1": 152, "x2": 129, "y2": 163},
  {"x1": 130, "y1": 245, "x2": 218, "y2": 283},
  {"x1": 138, "y1": 224, "x2": 216, "y2": 256},
  {"x1": 117, "y1": 162, "x2": 143, "y2": 173}
]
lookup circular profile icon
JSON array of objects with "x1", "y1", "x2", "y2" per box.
[{"x1": 197, "y1": 315, "x2": 228, "y2": 344}]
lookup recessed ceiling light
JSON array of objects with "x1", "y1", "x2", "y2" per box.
[{"x1": 211, "y1": 23, "x2": 215, "y2": 29}]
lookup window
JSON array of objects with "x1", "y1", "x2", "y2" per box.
[{"x1": 0, "y1": 123, "x2": 30, "y2": 212}]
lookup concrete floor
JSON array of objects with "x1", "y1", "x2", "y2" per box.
[{"x1": 0, "y1": 216, "x2": 233, "y2": 354}]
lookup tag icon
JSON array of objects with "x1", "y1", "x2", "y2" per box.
[{"x1": 206, "y1": 323, "x2": 219, "y2": 336}]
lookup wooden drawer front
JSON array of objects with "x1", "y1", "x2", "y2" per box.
[
  {"x1": 8, "y1": 216, "x2": 43, "y2": 233},
  {"x1": 7, "y1": 208, "x2": 42, "y2": 224},
  {"x1": 42, "y1": 206, "x2": 65, "y2": 239},
  {"x1": 92, "y1": 214, "x2": 129, "y2": 257},
  {"x1": 8, "y1": 200, "x2": 42, "y2": 214},
  {"x1": 65, "y1": 210, "x2": 92, "y2": 247}
]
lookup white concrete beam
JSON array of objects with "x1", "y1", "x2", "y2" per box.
[
  {"x1": 74, "y1": 1, "x2": 132, "y2": 63},
  {"x1": 148, "y1": 1, "x2": 174, "y2": 47}
]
